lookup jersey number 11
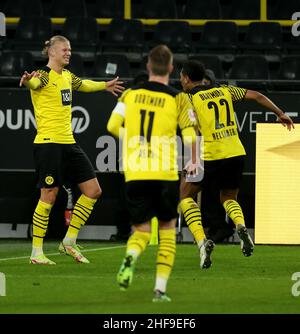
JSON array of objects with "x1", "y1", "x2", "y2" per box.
[{"x1": 140, "y1": 109, "x2": 155, "y2": 142}]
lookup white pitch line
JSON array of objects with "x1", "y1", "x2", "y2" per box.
[{"x1": 0, "y1": 245, "x2": 125, "y2": 262}]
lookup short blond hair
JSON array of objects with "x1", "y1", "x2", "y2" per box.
[
  {"x1": 42, "y1": 35, "x2": 70, "y2": 56},
  {"x1": 148, "y1": 45, "x2": 173, "y2": 76}
]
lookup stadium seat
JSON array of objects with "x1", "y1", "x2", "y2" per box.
[
  {"x1": 278, "y1": 56, "x2": 300, "y2": 80},
  {"x1": 242, "y1": 22, "x2": 282, "y2": 53},
  {"x1": 0, "y1": 51, "x2": 34, "y2": 76},
  {"x1": 12, "y1": 16, "x2": 52, "y2": 50},
  {"x1": 196, "y1": 21, "x2": 238, "y2": 53},
  {"x1": 226, "y1": 0, "x2": 260, "y2": 19},
  {"x1": 3, "y1": 0, "x2": 43, "y2": 17},
  {"x1": 270, "y1": 55, "x2": 300, "y2": 90},
  {"x1": 269, "y1": 0, "x2": 299, "y2": 19},
  {"x1": 285, "y1": 35, "x2": 300, "y2": 54},
  {"x1": 66, "y1": 54, "x2": 85, "y2": 77},
  {"x1": 93, "y1": 0, "x2": 124, "y2": 18},
  {"x1": 151, "y1": 21, "x2": 192, "y2": 53},
  {"x1": 140, "y1": 0, "x2": 177, "y2": 18},
  {"x1": 183, "y1": 0, "x2": 222, "y2": 19},
  {"x1": 50, "y1": 0, "x2": 87, "y2": 17},
  {"x1": 101, "y1": 19, "x2": 144, "y2": 53},
  {"x1": 0, "y1": 1, "x2": 4, "y2": 12},
  {"x1": 188, "y1": 55, "x2": 224, "y2": 79},
  {"x1": 92, "y1": 54, "x2": 131, "y2": 78},
  {"x1": 230, "y1": 55, "x2": 269, "y2": 80},
  {"x1": 62, "y1": 17, "x2": 98, "y2": 54}
]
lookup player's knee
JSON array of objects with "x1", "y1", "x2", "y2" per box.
[
  {"x1": 41, "y1": 188, "x2": 58, "y2": 205},
  {"x1": 94, "y1": 186, "x2": 102, "y2": 199},
  {"x1": 220, "y1": 189, "x2": 237, "y2": 204},
  {"x1": 86, "y1": 185, "x2": 102, "y2": 199},
  {"x1": 133, "y1": 223, "x2": 151, "y2": 233},
  {"x1": 159, "y1": 219, "x2": 176, "y2": 229}
]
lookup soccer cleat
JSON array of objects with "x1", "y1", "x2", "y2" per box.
[
  {"x1": 117, "y1": 255, "x2": 135, "y2": 291},
  {"x1": 199, "y1": 239, "x2": 215, "y2": 269},
  {"x1": 152, "y1": 290, "x2": 172, "y2": 303},
  {"x1": 29, "y1": 254, "x2": 56, "y2": 265},
  {"x1": 236, "y1": 224, "x2": 254, "y2": 257},
  {"x1": 58, "y1": 242, "x2": 90, "y2": 263}
]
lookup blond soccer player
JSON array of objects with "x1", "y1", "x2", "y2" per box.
[{"x1": 20, "y1": 35, "x2": 124, "y2": 265}]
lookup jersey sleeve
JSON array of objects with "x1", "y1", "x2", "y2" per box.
[
  {"x1": 37, "y1": 69, "x2": 49, "y2": 88},
  {"x1": 77, "y1": 79, "x2": 106, "y2": 92},
  {"x1": 68, "y1": 71, "x2": 83, "y2": 90},
  {"x1": 25, "y1": 69, "x2": 49, "y2": 90},
  {"x1": 226, "y1": 85, "x2": 247, "y2": 102},
  {"x1": 176, "y1": 92, "x2": 197, "y2": 130},
  {"x1": 107, "y1": 110, "x2": 125, "y2": 138},
  {"x1": 107, "y1": 89, "x2": 131, "y2": 138}
]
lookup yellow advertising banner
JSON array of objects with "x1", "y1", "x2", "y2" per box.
[{"x1": 255, "y1": 123, "x2": 300, "y2": 244}]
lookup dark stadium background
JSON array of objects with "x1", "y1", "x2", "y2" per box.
[{"x1": 0, "y1": 0, "x2": 300, "y2": 239}]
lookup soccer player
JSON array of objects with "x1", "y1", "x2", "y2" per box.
[
  {"x1": 179, "y1": 60, "x2": 294, "y2": 263},
  {"x1": 201, "y1": 69, "x2": 235, "y2": 243},
  {"x1": 19, "y1": 35, "x2": 124, "y2": 265},
  {"x1": 107, "y1": 45, "x2": 199, "y2": 302}
]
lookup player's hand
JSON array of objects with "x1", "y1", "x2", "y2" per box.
[
  {"x1": 19, "y1": 71, "x2": 40, "y2": 87},
  {"x1": 184, "y1": 159, "x2": 203, "y2": 178},
  {"x1": 105, "y1": 76, "x2": 125, "y2": 97},
  {"x1": 277, "y1": 113, "x2": 295, "y2": 131}
]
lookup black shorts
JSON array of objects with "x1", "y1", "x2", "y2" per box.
[
  {"x1": 125, "y1": 180, "x2": 179, "y2": 225},
  {"x1": 201, "y1": 155, "x2": 245, "y2": 190},
  {"x1": 33, "y1": 143, "x2": 96, "y2": 188}
]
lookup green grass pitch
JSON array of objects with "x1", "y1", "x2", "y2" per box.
[{"x1": 0, "y1": 240, "x2": 299, "y2": 314}]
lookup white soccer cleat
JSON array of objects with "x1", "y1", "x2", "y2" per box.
[
  {"x1": 236, "y1": 224, "x2": 254, "y2": 257},
  {"x1": 29, "y1": 254, "x2": 56, "y2": 265},
  {"x1": 58, "y1": 242, "x2": 90, "y2": 264},
  {"x1": 199, "y1": 239, "x2": 215, "y2": 269}
]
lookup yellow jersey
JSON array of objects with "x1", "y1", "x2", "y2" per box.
[
  {"x1": 110, "y1": 81, "x2": 196, "y2": 182},
  {"x1": 188, "y1": 84, "x2": 247, "y2": 160},
  {"x1": 29, "y1": 66, "x2": 84, "y2": 144}
]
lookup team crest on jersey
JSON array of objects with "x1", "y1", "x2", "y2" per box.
[
  {"x1": 188, "y1": 108, "x2": 196, "y2": 122},
  {"x1": 45, "y1": 176, "x2": 54, "y2": 185}
]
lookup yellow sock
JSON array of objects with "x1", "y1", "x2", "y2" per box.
[
  {"x1": 64, "y1": 194, "x2": 97, "y2": 241},
  {"x1": 126, "y1": 230, "x2": 151, "y2": 260},
  {"x1": 223, "y1": 199, "x2": 245, "y2": 226},
  {"x1": 180, "y1": 198, "x2": 205, "y2": 243},
  {"x1": 32, "y1": 200, "x2": 53, "y2": 249},
  {"x1": 155, "y1": 228, "x2": 176, "y2": 293}
]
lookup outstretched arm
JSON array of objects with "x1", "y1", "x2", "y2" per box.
[
  {"x1": 19, "y1": 71, "x2": 42, "y2": 89},
  {"x1": 245, "y1": 90, "x2": 294, "y2": 131},
  {"x1": 105, "y1": 77, "x2": 125, "y2": 96},
  {"x1": 77, "y1": 76, "x2": 125, "y2": 96}
]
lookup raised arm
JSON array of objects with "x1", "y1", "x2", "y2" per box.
[
  {"x1": 76, "y1": 76, "x2": 125, "y2": 96},
  {"x1": 245, "y1": 90, "x2": 294, "y2": 131},
  {"x1": 19, "y1": 71, "x2": 42, "y2": 90}
]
